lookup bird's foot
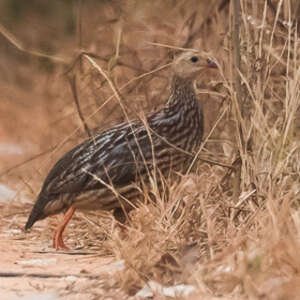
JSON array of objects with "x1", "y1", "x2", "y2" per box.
[{"x1": 53, "y1": 233, "x2": 69, "y2": 250}]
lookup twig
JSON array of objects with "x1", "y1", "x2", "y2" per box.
[
  {"x1": 0, "y1": 23, "x2": 67, "y2": 64},
  {"x1": 32, "y1": 250, "x2": 96, "y2": 255},
  {"x1": 232, "y1": 155, "x2": 242, "y2": 206},
  {"x1": 64, "y1": 51, "x2": 149, "y2": 76},
  {"x1": 76, "y1": 0, "x2": 83, "y2": 73},
  {"x1": 232, "y1": 0, "x2": 243, "y2": 203},
  {"x1": 146, "y1": 42, "x2": 198, "y2": 53},
  {"x1": 68, "y1": 74, "x2": 91, "y2": 137},
  {"x1": 198, "y1": 156, "x2": 234, "y2": 169},
  {"x1": 0, "y1": 271, "x2": 99, "y2": 279},
  {"x1": 233, "y1": 0, "x2": 243, "y2": 116}
]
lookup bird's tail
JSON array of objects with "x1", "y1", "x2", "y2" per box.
[{"x1": 25, "y1": 193, "x2": 49, "y2": 230}]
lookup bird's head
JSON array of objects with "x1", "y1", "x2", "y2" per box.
[{"x1": 172, "y1": 51, "x2": 217, "y2": 80}]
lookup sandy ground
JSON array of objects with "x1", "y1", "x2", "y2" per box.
[{"x1": 0, "y1": 209, "x2": 125, "y2": 300}]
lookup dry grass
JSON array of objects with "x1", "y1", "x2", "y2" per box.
[{"x1": 1, "y1": 0, "x2": 300, "y2": 299}]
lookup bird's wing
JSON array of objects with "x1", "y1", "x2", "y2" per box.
[{"x1": 42, "y1": 121, "x2": 155, "y2": 195}]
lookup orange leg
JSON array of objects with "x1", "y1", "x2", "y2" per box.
[{"x1": 53, "y1": 206, "x2": 76, "y2": 250}]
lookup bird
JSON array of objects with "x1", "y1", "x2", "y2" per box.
[{"x1": 25, "y1": 51, "x2": 217, "y2": 250}]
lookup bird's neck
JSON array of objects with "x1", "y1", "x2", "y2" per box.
[{"x1": 166, "y1": 75, "x2": 197, "y2": 109}]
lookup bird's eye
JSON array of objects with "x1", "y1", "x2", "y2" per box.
[{"x1": 190, "y1": 56, "x2": 199, "y2": 63}]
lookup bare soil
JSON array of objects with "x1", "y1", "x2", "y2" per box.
[{"x1": 0, "y1": 201, "x2": 126, "y2": 300}]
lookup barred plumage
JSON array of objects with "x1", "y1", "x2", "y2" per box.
[{"x1": 25, "y1": 51, "x2": 216, "y2": 249}]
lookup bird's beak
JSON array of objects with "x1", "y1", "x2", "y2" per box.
[{"x1": 206, "y1": 58, "x2": 217, "y2": 69}]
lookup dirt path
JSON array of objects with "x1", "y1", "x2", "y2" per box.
[
  {"x1": 0, "y1": 236, "x2": 126, "y2": 299},
  {"x1": 0, "y1": 205, "x2": 128, "y2": 300},
  {"x1": 0, "y1": 236, "x2": 122, "y2": 300}
]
